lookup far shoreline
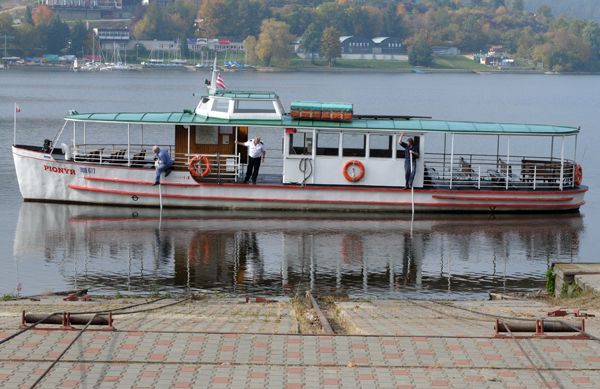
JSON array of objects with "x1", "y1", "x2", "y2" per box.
[{"x1": 5, "y1": 63, "x2": 600, "y2": 75}]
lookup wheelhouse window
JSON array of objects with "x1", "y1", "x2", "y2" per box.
[
  {"x1": 316, "y1": 132, "x2": 340, "y2": 156},
  {"x1": 235, "y1": 99, "x2": 276, "y2": 114},
  {"x1": 343, "y1": 133, "x2": 366, "y2": 157},
  {"x1": 212, "y1": 99, "x2": 229, "y2": 112},
  {"x1": 369, "y1": 134, "x2": 392, "y2": 158},
  {"x1": 196, "y1": 126, "x2": 219, "y2": 144},
  {"x1": 289, "y1": 131, "x2": 313, "y2": 155}
]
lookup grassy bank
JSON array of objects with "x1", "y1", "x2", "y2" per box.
[{"x1": 285, "y1": 55, "x2": 492, "y2": 72}]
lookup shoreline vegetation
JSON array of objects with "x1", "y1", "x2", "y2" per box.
[{"x1": 0, "y1": 58, "x2": 573, "y2": 75}]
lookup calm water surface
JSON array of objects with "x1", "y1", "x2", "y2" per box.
[{"x1": 0, "y1": 70, "x2": 598, "y2": 298}]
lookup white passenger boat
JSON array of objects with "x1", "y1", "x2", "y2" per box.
[{"x1": 12, "y1": 70, "x2": 587, "y2": 213}]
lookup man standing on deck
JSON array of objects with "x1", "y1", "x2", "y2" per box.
[
  {"x1": 153, "y1": 145, "x2": 173, "y2": 185},
  {"x1": 237, "y1": 137, "x2": 266, "y2": 184},
  {"x1": 398, "y1": 133, "x2": 419, "y2": 189}
]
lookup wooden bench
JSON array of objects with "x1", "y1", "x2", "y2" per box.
[{"x1": 521, "y1": 159, "x2": 572, "y2": 183}]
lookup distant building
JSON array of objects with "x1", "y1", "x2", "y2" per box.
[
  {"x1": 134, "y1": 40, "x2": 179, "y2": 53},
  {"x1": 41, "y1": 0, "x2": 133, "y2": 20},
  {"x1": 338, "y1": 36, "x2": 406, "y2": 61},
  {"x1": 42, "y1": 0, "x2": 122, "y2": 8},
  {"x1": 187, "y1": 38, "x2": 244, "y2": 53},
  {"x1": 142, "y1": 0, "x2": 171, "y2": 6},
  {"x1": 340, "y1": 36, "x2": 373, "y2": 55},
  {"x1": 431, "y1": 46, "x2": 461, "y2": 56},
  {"x1": 95, "y1": 28, "x2": 130, "y2": 50},
  {"x1": 372, "y1": 37, "x2": 404, "y2": 55}
]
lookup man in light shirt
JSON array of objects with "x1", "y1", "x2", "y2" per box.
[{"x1": 237, "y1": 137, "x2": 266, "y2": 184}]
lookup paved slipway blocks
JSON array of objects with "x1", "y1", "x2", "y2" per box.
[{"x1": 0, "y1": 297, "x2": 599, "y2": 388}]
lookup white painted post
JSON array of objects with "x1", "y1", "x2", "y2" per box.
[
  {"x1": 573, "y1": 133, "x2": 578, "y2": 187},
  {"x1": 477, "y1": 166, "x2": 481, "y2": 189},
  {"x1": 410, "y1": 150, "x2": 415, "y2": 215},
  {"x1": 559, "y1": 136, "x2": 565, "y2": 191},
  {"x1": 127, "y1": 124, "x2": 131, "y2": 166},
  {"x1": 533, "y1": 166, "x2": 537, "y2": 190},
  {"x1": 505, "y1": 137, "x2": 510, "y2": 190},
  {"x1": 449, "y1": 134, "x2": 455, "y2": 189}
]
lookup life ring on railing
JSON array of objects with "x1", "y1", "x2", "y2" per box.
[
  {"x1": 188, "y1": 155, "x2": 211, "y2": 178},
  {"x1": 574, "y1": 164, "x2": 583, "y2": 186},
  {"x1": 342, "y1": 160, "x2": 365, "y2": 182}
]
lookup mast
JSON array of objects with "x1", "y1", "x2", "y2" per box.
[{"x1": 209, "y1": 57, "x2": 217, "y2": 95}]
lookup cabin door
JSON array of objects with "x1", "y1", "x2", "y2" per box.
[
  {"x1": 175, "y1": 125, "x2": 238, "y2": 159},
  {"x1": 237, "y1": 126, "x2": 248, "y2": 162}
]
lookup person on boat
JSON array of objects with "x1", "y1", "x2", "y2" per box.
[
  {"x1": 237, "y1": 137, "x2": 266, "y2": 184},
  {"x1": 152, "y1": 145, "x2": 173, "y2": 186},
  {"x1": 398, "y1": 133, "x2": 419, "y2": 189}
]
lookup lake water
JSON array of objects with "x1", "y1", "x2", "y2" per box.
[{"x1": 0, "y1": 69, "x2": 598, "y2": 298}]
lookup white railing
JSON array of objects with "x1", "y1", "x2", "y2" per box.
[
  {"x1": 72, "y1": 144, "x2": 241, "y2": 182},
  {"x1": 424, "y1": 153, "x2": 575, "y2": 190}
]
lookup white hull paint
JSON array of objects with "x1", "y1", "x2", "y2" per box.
[{"x1": 13, "y1": 146, "x2": 587, "y2": 213}]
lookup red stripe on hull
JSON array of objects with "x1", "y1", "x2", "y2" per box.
[
  {"x1": 432, "y1": 195, "x2": 574, "y2": 202},
  {"x1": 85, "y1": 175, "x2": 200, "y2": 187},
  {"x1": 83, "y1": 174, "x2": 588, "y2": 196},
  {"x1": 68, "y1": 184, "x2": 584, "y2": 210}
]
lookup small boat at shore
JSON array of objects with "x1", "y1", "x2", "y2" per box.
[{"x1": 12, "y1": 67, "x2": 587, "y2": 213}]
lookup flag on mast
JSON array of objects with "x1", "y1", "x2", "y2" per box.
[
  {"x1": 15, "y1": 105, "x2": 21, "y2": 113},
  {"x1": 215, "y1": 73, "x2": 226, "y2": 89}
]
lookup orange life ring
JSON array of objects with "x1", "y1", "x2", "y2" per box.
[
  {"x1": 342, "y1": 160, "x2": 365, "y2": 182},
  {"x1": 574, "y1": 164, "x2": 583, "y2": 186},
  {"x1": 188, "y1": 155, "x2": 211, "y2": 178}
]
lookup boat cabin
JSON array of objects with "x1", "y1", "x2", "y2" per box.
[{"x1": 42, "y1": 88, "x2": 580, "y2": 193}]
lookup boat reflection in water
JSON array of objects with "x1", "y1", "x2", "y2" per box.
[{"x1": 13, "y1": 203, "x2": 583, "y2": 298}]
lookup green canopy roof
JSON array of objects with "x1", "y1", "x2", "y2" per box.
[{"x1": 65, "y1": 111, "x2": 579, "y2": 136}]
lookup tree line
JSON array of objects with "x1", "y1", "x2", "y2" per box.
[{"x1": 2, "y1": 1, "x2": 600, "y2": 72}]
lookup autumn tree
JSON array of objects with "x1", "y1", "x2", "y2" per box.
[
  {"x1": 197, "y1": 0, "x2": 269, "y2": 39},
  {"x1": 409, "y1": 34, "x2": 433, "y2": 67},
  {"x1": 0, "y1": 13, "x2": 14, "y2": 37},
  {"x1": 134, "y1": 1, "x2": 199, "y2": 40},
  {"x1": 24, "y1": 6, "x2": 34, "y2": 25},
  {"x1": 32, "y1": 5, "x2": 54, "y2": 26},
  {"x1": 244, "y1": 35, "x2": 258, "y2": 64},
  {"x1": 41, "y1": 15, "x2": 69, "y2": 53},
  {"x1": 320, "y1": 27, "x2": 341, "y2": 67},
  {"x1": 300, "y1": 23, "x2": 321, "y2": 63},
  {"x1": 69, "y1": 21, "x2": 89, "y2": 56},
  {"x1": 255, "y1": 19, "x2": 291, "y2": 66}
]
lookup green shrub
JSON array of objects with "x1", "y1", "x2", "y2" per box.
[{"x1": 546, "y1": 267, "x2": 556, "y2": 295}]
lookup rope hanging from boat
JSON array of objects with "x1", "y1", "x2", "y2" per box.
[
  {"x1": 342, "y1": 160, "x2": 365, "y2": 183},
  {"x1": 188, "y1": 154, "x2": 211, "y2": 179}
]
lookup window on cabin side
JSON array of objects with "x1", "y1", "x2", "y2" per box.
[
  {"x1": 289, "y1": 131, "x2": 313, "y2": 155},
  {"x1": 369, "y1": 134, "x2": 392, "y2": 158},
  {"x1": 343, "y1": 133, "x2": 366, "y2": 157},
  {"x1": 316, "y1": 132, "x2": 339, "y2": 156}
]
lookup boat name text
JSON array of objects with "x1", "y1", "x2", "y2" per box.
[
  {"x1": 80, "y1": 167, "x2": 96, "y2": 174},
  {"x1": 43, "y1": 165, "x2": 76, "y2": 175}
]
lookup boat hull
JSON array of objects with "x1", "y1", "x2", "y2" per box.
[{"x1": 13, "y1": 146, "x2": 587, "y2": 213}]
